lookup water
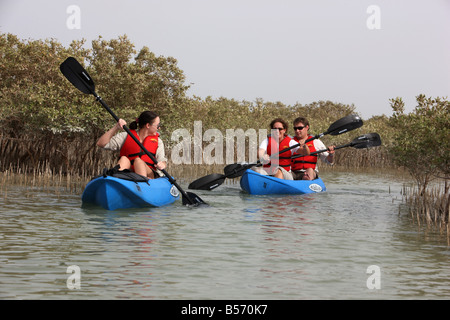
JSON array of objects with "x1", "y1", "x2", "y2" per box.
[{"x1": 1, "y1": 171, "x2": 449, "y2": 300}]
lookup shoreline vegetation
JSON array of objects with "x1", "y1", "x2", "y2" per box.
[{"x1": 0, "y1": 33, "x2": 448, "y2": 238}]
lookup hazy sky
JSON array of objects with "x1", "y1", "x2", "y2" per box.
[{"x1": 1, "y1": 0, "x2": 449, "y2": 119}]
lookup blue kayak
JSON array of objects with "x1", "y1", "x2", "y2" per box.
[
  {"x1": 81, "y1": 171, "x2": 180, "y2": 210},
  {"x1": 240, "y1": 169, "x2": 326, "y2": 195}
]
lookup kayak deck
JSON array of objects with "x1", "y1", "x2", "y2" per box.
[
  {"x1": 82, "y1": 172, "x2": 179, "y2": 210},
  {"x1": 240, "y1": 169, "x2": 326, "y2": 195}
]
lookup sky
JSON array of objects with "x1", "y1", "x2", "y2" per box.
[{"x1": 1, "y1": 0, "x2": 449, "y2": 119}]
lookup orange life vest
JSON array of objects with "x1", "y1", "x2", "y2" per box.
[
  {"x1": 291, "y1": 135, "x2": 318, "y2": 171},
  {"x1": 263, "y1": 135, "x2": 292, "y2": 171},
  {"x1": 119, "y1": 130, "x2": 159, "y2": 169}
]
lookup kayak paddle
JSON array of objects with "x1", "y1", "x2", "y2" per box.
[
  {"x1": 291, "y1": 132, "x2": 382, "y2": 160},
  {"x1": 60, "y1": 57, "x2": 207, "y2": 207},
  {"x1": 188, "y1": 114, "x2": 363, "y2": 190}
]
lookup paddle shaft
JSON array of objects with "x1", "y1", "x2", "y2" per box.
[
  {"x1": 236, "y1": 135, "x2": 316, "y2": 170},
  {"x1": 231, "y1": 134, "x2": 321, "y2": 173},
  {"x1": 291, "y1": 134, "x2": 380, "y2": 160},
  {"x1": 291, "y1": 142, "x2": 349, "y2": 160}
]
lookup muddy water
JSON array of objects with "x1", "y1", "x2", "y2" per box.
[{"x1": 0, "y1": 171, "x2": 449, "y2": 300}]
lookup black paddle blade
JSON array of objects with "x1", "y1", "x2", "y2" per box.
[
  {"x1": 60, "y1": 57, "x2": 95, "y2": 95},
  {"x1": 327, "y1": 114, "x2": 363, "y2": 136},
  {"x1": 182, "y1": 192, "x2": 209, "y2": 207},
  {"x1": 352, "y1": 133, "x2": 382, "y2": 149},
  {"x1": 188, "y1": 173, "x2": 226, "y2": 190}
]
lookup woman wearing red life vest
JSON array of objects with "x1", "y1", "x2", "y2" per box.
[
  {"x1": 291, "y1": 117, "x2": 335, "y2": 180},
  {"x1": 255, "y1": 118, "x2": 309, "y2": 180},
  {"x1": 96, "y1": 111, "x2": 167, "y2": 179}
]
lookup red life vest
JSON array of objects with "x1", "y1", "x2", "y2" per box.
[
  {"x1": 291, "y1": 135, "x2": 318, "y2": 171},
  {"x1": 119, "y1": 130, "x2": 159, "y2": 169},
  {"x1": 263, "y1": 135, "x2": 292, "y2": 171}
]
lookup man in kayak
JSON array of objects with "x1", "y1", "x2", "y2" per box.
[
  {"x1": 96, "y1": 111, "x2": 167, "y2": 179},
  {"x1": 291, "y1": 117, "x2": 335, "y2": 180},
  {"x1": 255, "y1": 118, "x2": 310, "y2": 180}
]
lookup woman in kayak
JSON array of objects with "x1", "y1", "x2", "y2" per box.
[
  {"x1": 96, "y1": 111, "x2": 167, "y2": 179},
  {"x1": 255, "y1": 118, "x2": 309, "y2": 180},
  {"x1": 291, "y1": 117, "x2": 335, "y2": 180}
]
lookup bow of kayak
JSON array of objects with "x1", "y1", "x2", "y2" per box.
[
  {"x1": 82, "y1": 172, "x2": 180, "y2": 210},
  {"x1": 240, "y1": 169, "x2": 326, "y2": 195}
]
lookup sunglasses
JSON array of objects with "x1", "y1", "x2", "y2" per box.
[
  {"x1": 272, "y1": 127, "x2": 285, "y2": 131},
  {"x1": 293, "y1": 126, "x2": 306, "y2": 131}
]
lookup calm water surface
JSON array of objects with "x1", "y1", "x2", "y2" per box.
[{"x1": 1, "y1": 171, "x2": 449, "y2": 299}]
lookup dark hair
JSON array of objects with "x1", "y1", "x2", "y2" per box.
[
  {"x1": 293, "y1": 117, "x2": 309, "y2": 127},
  {"x1": 270, "y1": 118, "x2": 288, "y2": 131},
  {"x1": 129, "y1": 111, "x2": 159, "y2": 130}
]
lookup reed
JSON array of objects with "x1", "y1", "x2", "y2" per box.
[
  {"x1": 402, "y1": 181, "x2": 450, "y2": 240},
  {"x1": 0, "y1": 160, "x2": 92, "y2": 197},
  {"x1": 333, "y1": 146, "x2": 392, "y2": 169}
]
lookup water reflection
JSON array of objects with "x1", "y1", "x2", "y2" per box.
[{"x1": 239, "y1": 193, "x2": 320, "y2": 295}]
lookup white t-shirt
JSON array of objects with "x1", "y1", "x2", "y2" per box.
[{"x1": 309, "y1": 139, "x2": 333, "y2": 165}]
